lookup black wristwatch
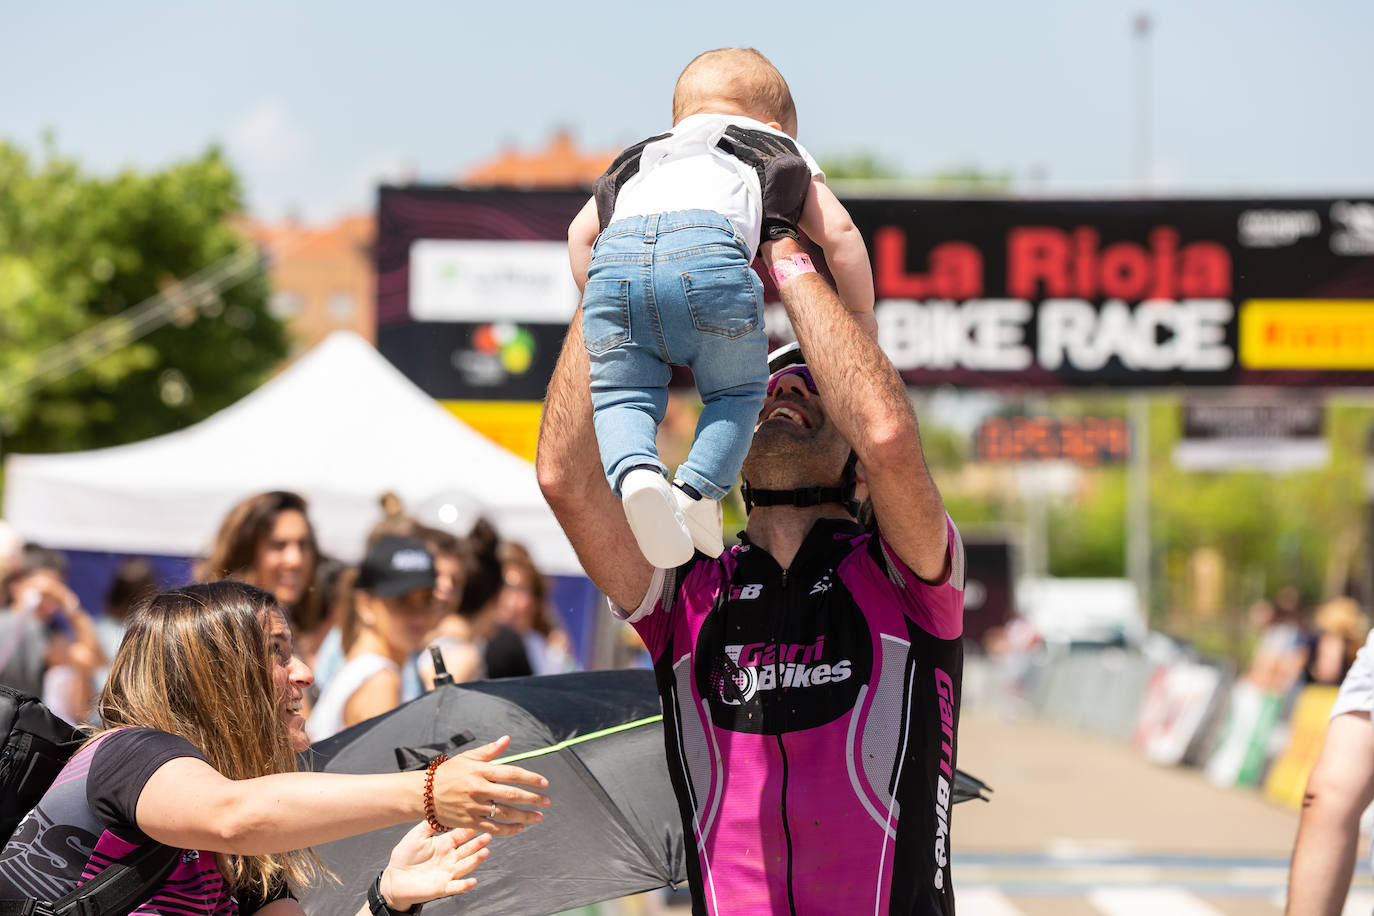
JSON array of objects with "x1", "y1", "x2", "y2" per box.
[{"x1": 368, "y1": 871, "x2": 421, "y2": 915}]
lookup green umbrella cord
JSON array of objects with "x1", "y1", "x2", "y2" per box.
[{"x1": 493, "y1": 714, "x2": 663, "y2": 764}]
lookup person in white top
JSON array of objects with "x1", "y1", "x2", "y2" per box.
[
  {"x1": 1285, "y1": 625, "x2": 1374, "y2": 914},
  {"x1": 567, "y1": 47, "x2": 875, "y2": 570},
  {"x1": 306, "y1": 536, "x2": 438, "y2": 741}
]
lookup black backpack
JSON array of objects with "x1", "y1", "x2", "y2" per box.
[
  {"x1": 0, "y1": 685, "x2": 179, "y2": 916},
  {"x1": 0, "y1": 685, "x2": 84, "y2": 846}
]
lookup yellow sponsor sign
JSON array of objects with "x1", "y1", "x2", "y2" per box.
[
  {"x1": 441, "y1": 400, "x2": 544, "y2": 462},
  {"x1": 1262, "y1": 684, "x2": 1339, "y2": 810},
  {"x1": 1239, "y1": 300, "x2": 1374, "y2": 369}
]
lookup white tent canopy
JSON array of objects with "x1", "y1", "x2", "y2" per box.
[{"x1": 3, "y1": 332, "x2": 582, "y2": 575}]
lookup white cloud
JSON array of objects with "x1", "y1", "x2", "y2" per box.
[{"x1": 226, "y1": 97, "x2": 311, "y2": 177}]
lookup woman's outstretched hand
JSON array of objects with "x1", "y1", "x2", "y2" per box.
[
  {"x1": 378, "y1": 821, "x2": 492, "y2": 911},
  {"x1": 433, "y1": 735, "x2": 550, "y2": 836}
]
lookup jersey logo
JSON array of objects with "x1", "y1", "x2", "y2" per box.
[
  {"x1": 728, "y1": 583, "x2": 763, "y2": 600},
  {"x1": 810, "y1": 574, "x2": 833, "y2": 595},
  {"x1": 708, "y1": 639, "x2": 854, "y2": 707},
  {"x1": 933, "y1": 667, "x2": 956, "y2": 889}
]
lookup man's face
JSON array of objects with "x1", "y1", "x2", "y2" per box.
[{"x1": 743, "y1": 364, "x2": 850, "y2": 488}]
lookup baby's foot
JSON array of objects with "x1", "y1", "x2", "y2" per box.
[
  {"x1": 673, "y1": 482, "x2": 725, "y2": 558},
  {"x1": 620, "y1": 468, "x2": 694, "y2": 568}
]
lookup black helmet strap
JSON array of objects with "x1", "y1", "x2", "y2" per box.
[{"x1": 741, "y1": 451, "x2": 860, "y2": 518}]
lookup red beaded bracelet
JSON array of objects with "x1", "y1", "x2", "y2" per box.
[{"x1": 423, "y1": 754, "x2": 450, "y2": 833}]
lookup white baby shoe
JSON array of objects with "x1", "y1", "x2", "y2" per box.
[
  {"x1": 673, "y1": 482, "x2": 725, "y2": 558},
  {"x1": 620, "y1": 468, "x2": 694, "y2": 568}
]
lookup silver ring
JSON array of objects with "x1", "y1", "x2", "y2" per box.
[{"x1": 489, "y1": 801, "x2": 498, "y2": 819}]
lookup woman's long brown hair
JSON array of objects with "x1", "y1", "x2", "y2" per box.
[
  {"x1": 94, "y1": 580, "x2": 321, "y2": 897},
  {"x1": 195, "y1": 491, "x2": 323, "y2": 632}
]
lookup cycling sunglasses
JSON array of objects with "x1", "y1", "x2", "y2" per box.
[{"x1": 765, "y1": 364, "x2": 818, "y2": 396}]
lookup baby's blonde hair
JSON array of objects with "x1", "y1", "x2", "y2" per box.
[{"x1": 672, "y1": 48, "x2": 797, "y2": 136}]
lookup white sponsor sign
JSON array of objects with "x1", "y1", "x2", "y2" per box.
[{"x1": 409, "y1": 239, "x2": 579, "y2": 323}]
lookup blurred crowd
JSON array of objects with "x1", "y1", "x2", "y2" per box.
[
  {"x1": 973, "y1": 583, "x2": 1371, "y2": 723},
  {"x1": 0, "y1": 490, "x2": 580, "y2": 737},
  {"x1": 1245, "y1": 585, "x2": 1369, "y2": 694}
]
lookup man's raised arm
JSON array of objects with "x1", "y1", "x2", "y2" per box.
[
  {"x1": 762, "y1": 238, "x2": 950, "y2": 582},
  {"x1": 536, "y1": 308, "x2": 656, "y2": 611}
]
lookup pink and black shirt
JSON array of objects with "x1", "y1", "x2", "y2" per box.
[
  {"x1": 619, "y1": 516, "x2": 966, "y2": 915},
  {"x1": 0, "y1": 728, "x2": 273, "y2": 915}
]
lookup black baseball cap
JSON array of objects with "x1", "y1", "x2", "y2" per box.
[{"x1": 357, "y1": 536, "x2": 437, "y2": 597}]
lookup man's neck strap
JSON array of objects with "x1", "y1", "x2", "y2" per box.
[{"x1": 741, "y1": 452, "x2": 860, "y2": 517}]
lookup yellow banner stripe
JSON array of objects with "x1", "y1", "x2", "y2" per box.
[{"x1": 1239, "y1": 300, "x2": 1374, "y2": 369}]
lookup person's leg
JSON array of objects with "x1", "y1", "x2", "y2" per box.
[
  {"x1": 585, "y1": 215, "x2": 693, "y2": 567},
  {"x1": 582, "y1": 220, "x2": 672, "y2": 494},
  {"x1": 649, "y1": 213, "x2": 767, "y2": 558},
  {"x1": 651, "y1": 215, "x2": 768, "y2": 500}
]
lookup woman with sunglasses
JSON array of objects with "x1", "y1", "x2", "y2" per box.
[{"x1": 0, "y1": 581, "x2": 550, "y2": 915}]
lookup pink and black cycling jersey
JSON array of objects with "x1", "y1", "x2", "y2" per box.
[{"x1": 620, "y1": 516, "x2": 965, "y2": 915}]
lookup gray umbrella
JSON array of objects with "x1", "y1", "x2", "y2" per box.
[
  {"x1": 301, "y1": 669, "x2": 686, "y2": 916},
  {"x1": 300, "y1": 668, "x2": 992, "y2": 915}
]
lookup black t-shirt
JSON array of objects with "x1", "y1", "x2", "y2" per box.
[
  {"x1": 484, "y1": 625, "x2": 534, "y2": 679},
  {"x1": 0, "y1": 727, "x2": 292, "y2": 914}
]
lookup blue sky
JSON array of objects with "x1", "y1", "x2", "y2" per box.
[{"x1": 5, "y1": 0, "x2": 1371, "y2": 222}]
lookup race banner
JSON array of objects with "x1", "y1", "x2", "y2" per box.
[
  {"x1": 847, "y1": 196, "x2": 1374, "y2": 388},
  {"x1": 376, "y1": 188, "x2": 1374, "y2": 396}
]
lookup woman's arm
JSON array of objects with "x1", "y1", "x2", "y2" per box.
[
  {"x1": 135, "y1": 736, "x2": 549, "y2": 853},
  {"x1": 248, "y1": 823, "x2": 492, "y2": 916}
]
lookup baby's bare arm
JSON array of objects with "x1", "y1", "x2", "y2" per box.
[
  {"x1": 568, "y1": 197, "x2": 599, "y2": 293},
  {"x1": 797, "y1": 178, "x2": 874, "y2": 335}
]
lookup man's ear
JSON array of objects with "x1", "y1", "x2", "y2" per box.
[{"x1": 852, "y1": 458, "x2": 871, "y2": 503}]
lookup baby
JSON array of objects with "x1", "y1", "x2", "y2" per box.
[{"x1": 567, "y1": 47, "x2": 875, "y2": 568}]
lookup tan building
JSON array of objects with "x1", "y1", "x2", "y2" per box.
[
  {"x1": 245, "y1": 132, "x2": 617, "y2": 356},
  {"x1": 458, "y1": 130, "x2": 617, "y2": 188},
  {"x1": 240, "y1": 213, "x2": 376, "y2": 354}
]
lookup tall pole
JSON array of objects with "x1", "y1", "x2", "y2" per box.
[
  {"x1": 1128, "y1": 13, "x2": 1154, "y2": 624},
  {"x1": 1132, "y1": 12, "x2": 1153, "y2": 189},
  {"x1": 1128, "y1": 396, "x2": 1152, "y2": 624}
]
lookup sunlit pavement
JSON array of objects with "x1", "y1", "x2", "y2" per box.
[{"x1": 953, "y1": 708, "x2": 1373, "y2": 914}]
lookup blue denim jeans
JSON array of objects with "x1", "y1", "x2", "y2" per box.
[{"x1": 582, "y1": 210, "x2": 768, "y2": 500}]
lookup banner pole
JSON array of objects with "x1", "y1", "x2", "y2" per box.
[{"x1": 1127, "y1": 394, "x2": 1152, "y2": 625}]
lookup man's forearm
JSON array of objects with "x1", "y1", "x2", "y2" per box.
[
  {"x1": 537, "y1": 310, "x2": 601, "y2": 502},
  {"x1": 766, "y1": 251, "x2": 899, "y2": 444},
  {"x1": 535, "y1": 312, "x2": 655, "y2": 610},
  {"x1": 765, "y1": 239, "x2": 949, "y2": 577},
  {"x1": 766, "y1": 242, "x2": 924, "y2": 473}
]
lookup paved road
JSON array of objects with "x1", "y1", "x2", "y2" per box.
[{"x1": 953, "y1": 708, "x2": 1372, "y2": 915}]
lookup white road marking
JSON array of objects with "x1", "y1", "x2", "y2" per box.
[
  {"x1": 956, "y1": 886, "x2": 1026, "y2": 916},
  {"x1": 1087, "y1": 887, "x2": 1225, "y2": 916}
]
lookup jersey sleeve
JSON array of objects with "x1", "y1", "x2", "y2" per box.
[
  {"x1": 792, "y1": 137, "x2": 825, "y2": 182},
  {"x1": 88, "y1": 727, "x2": 208, "y2": 840},
  {"x1": 874, "y1": 516, "x2": 966, "y2": 640},
  {"x1": 607, "y1": 562, "x2": 695, "y2": 663}
]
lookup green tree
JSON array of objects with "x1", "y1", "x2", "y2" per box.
[
  {"x1": 817, "y1": 152, "x2": 903, "y2": 180},
  {"x1": 0, "y1": 139, "x2": 286, "y2": 456}
]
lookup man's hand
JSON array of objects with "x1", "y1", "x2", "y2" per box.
[{"x1": 719, "y1": 126, "x2": 811, "y2": 241}]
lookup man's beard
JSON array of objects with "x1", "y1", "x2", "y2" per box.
[{"x1": 742, "y1": 420, "x2": 844, "y2": 492}]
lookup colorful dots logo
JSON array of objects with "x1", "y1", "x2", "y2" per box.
[{"x1": 472, "y1": 323, "x2": 535, "y2": 374}]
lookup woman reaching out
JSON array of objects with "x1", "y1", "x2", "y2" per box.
[{"x1": 0, "y1": 580, "x2": 549, "y2": 915}]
